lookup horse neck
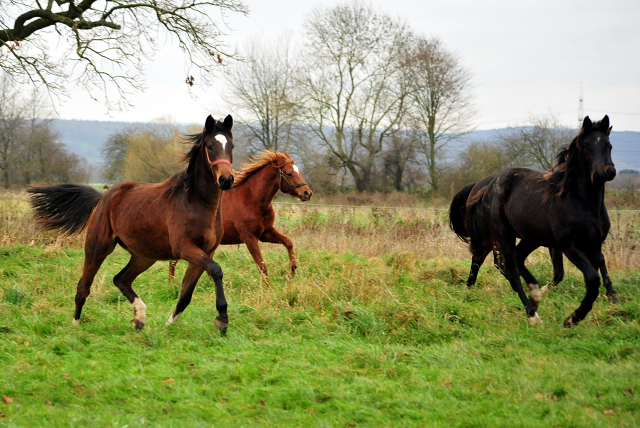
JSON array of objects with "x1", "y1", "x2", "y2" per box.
[
  {"x1": 565, "y1": 151, "x2": 606, "y2": 210},
  {"x1": 190, "y1": 155, "x2": 223, "y2": 207},
  {"x1": 246, "y1": 164, "x2": 281, "y2": 207}
]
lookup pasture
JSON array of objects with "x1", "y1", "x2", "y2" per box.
[{"x1": 1, "y1": 195, "x2": 640, "y2": 427}]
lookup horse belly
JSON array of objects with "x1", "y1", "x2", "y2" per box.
[{"x1": 110, "y1": 189, "x2": 174, "y2": 260}]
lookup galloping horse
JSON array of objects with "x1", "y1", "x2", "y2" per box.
[
  {"x1": 29, "y1": 115, "x2": 235, "y2": 332},
  {"x1": 169, "y1": 150, "x2": 313, "y2": 281},
  {"x1": 450, "y1": 165, "x2": 618, "y2": 302},
  {"x1": 458, "y1": 115, "x2": 615, "y2": 326}
]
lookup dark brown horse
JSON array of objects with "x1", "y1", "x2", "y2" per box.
[
  {"x1": 453, "y1": 115, "x2": 615, "y2": 326},
  {"x1": 28, "y1": 115, "x2": 235, "y2": 332},
  {"x1": 169, "y1": 150, "x2": 313, "y2": 281}
]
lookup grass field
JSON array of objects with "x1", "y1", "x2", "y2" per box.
[{"x1": 1, "y1": 194, "x2": 640, "y2": 427}]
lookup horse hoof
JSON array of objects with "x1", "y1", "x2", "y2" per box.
[
  {"x1": 215, "y1": 318, "x2": 228, "y2": 335},
  {"x1": 564, "y1": 315, "x2": 577, "y2": 328},
  {"x1": 72, "y1": 319, "x2": 80, "y2": 326},
  {"x1": 528, "y1": 313, "x2": 542, "y2": 326},
  {"x1": 132, "y1": 319, "x2": 145, "y2": 330},
  {"x1": 540, "y1": 284, "x2": 550, "y2": 294},
  {"x1": 607, "y1": 293, "x2": 620, "y2": 303}
]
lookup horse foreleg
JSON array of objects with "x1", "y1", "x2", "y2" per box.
[
  {"x1": 243, "y1": 235, "x2": 269, "y2": 283},
  {"x1": 598, "y1": 252, "x2": 619, "y2": 302},
  {"x1": 168, "y1": 260, "x2": 178, "y2": 281},
  {"x1": 166, "y1": 262, "x2": 204, "y2": 326},
  {"x1": 176, "y1": 247, "x2": 228, "y2": 333},
  {"x1": 261, "y1": 227, "x2": 297, "y2": 279},
  {"x1": 562, "y1": 247, "x2": 601, "y2": 327},
  {"x1": 113, "y1": 255, "x2": 156, "y2": 330}
]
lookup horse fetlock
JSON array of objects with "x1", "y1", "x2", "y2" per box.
[
  {"x1": 563, "y1": 311, "x2": 580, "y2": 328},
  {"x1": 132, "y1": 319, "x2": 145, "y2": 330},
  {"x1": 607, "y1": 293, "x2": 620, "y2": 303},
  {"x1": 72, "y1": 318, "x2": 80, "y2": 326},
  {"x1": 131, "y1": 297, "x2": 147, "y2": 326},
  {"x1": 215, "y1": 317, "x2": 228, "y2": 335},
  {"x1": 166, "y1": 312, "x2": 181, "y2": 326},
  {"x1": 528, "y1": 312, "x2": 542, "y2": 326}
]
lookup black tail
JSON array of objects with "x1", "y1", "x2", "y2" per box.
[
  {"x1": 449, "y1": 182, "x2": 476, "y2": 243},
  {"x1": 28, "y1": 184, "x2": 102, "y2": 235},
  {"x1": 466, "y1": 188, "x2": 493, "y2": 255}
]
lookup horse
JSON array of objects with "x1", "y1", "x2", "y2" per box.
[
  {"x1": 450, "y1": 170, "x2": 618, "y2": 302},
  {"x1": 457, "y1": 115, "x2": 615, "y2": 326},
  {"x1": 168, "y1": 150, "x2": 313, "y2": 281},
  {"x1": 28, "y1": 115, "x2": 236, "y2": 332}
]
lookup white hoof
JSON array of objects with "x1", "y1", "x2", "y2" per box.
[
  {"x1": 166, "y1": 312, "x2": 181, "y2": 326},
  {"x1": 528, "y1": 312, "x2": 543, "y2": 326},
  {"x1": 72, "y1": 319, "x2": 80, "y2": 326},
  {"x1": 540, "y1": 284, "x2": 550, "y2": 294}
]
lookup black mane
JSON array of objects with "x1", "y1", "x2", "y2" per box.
[{"x1": 166, "y1": 131, "x2": 205, "y2": 199}]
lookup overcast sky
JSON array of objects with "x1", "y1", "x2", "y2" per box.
[{"x1": 55, "y1": 0, "x2": 640, "y2": 131}]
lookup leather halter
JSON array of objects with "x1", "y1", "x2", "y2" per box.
[
  {"x1": 278, "y1": 168, "x2": 308, "y2": 196},
  {"x1": 205, "y1": 146, "x2": 232, "y2": 173}
]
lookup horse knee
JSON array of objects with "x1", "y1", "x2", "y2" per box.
[{"x1": 207, "y1": 263, "x2": 223, "y2": 281}]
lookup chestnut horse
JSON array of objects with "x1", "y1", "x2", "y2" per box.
[
  {"x1": 169, "y1": 150, "x2": 313, "y2": 281},
  {"x1": 28, "y1": 115, "x2": 235, "y2": 332},
  {"x1": 453, "y1": 115, "x2": 615, "y2": 326}
]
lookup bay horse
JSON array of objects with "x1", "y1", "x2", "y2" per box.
[
  {"x1": 450, "y1": 171, "x2": 618, "y2": 302},
  {"x1": 169, "y1": 150, "x2": 313, "y2": 281},
  {"x1": 456, "y1": 115, "x2": 615, "y2": 326},
  {"x1": 28, "y1": 115, "x2": 235, "y2": 332}
]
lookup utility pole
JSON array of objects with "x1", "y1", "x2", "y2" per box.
[{"x1": 577, "y1": 82, "x2": 584, "y2": 129}]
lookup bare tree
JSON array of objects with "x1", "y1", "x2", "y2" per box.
[
  {"x1": 496, "y1": 113, "x2": 575, "y2": 170},
  {"x1": 225, "y1": 35, "x2": 297, "y2": 154},
  {"x1": 0, "y1": 0, "x2": 247, "y2": 110},
  {"x1": 0, "y1": 74, "x2": 26, "y2": 188},
  {"x1": 406, "y1": 36, "x2": 475, "y2": 191},
  {"x1": 297, "y1": 2, "x2": 412, "y2": 192}
]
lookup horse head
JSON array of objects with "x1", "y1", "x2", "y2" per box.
[
  {"x1": 574, "y1": 115, "x2": 615, "y2": 186},
  {"x1": 279, "y1": 152, "x2": 313, "y2": 201},
  {"x1": 202, "y1": 114, "x2": 235, "y2": 190}
]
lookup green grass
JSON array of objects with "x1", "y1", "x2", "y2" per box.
[{"x1": 1, "y1": 244, "x2": 639, "y2": 427}]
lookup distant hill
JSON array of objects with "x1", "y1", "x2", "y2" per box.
[{"x1": 52, "y1": 119, "x2": 640, "y2": 173}]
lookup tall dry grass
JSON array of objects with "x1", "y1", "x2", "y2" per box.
[{"x1": 2, "y1": 191, "x2": 639, "y2": 271}]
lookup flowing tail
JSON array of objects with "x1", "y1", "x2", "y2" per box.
[
  {"x1": 28, "y1": 184, "x2": 102, "y2": 235},
  {"x1": 449, "y1": 182, "x2": 476, "y2": 243}
]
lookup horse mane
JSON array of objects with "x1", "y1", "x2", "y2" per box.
[
  {"x1": 166, "y1": 132, "x2": 204, "y2": 199},
  {"x1": 541, "y1": 117, "x2": 606, "y2": 199},
  {"x1": 232, "y1": 150, "x2": 293, "y2": 187}
]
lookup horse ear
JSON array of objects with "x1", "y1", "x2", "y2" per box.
[
  {"x1": 582, "y1": 116, "x2": 592, "y2": 130},
  {"x1": 205, "y1": 115, "x2": 215, "y2": 132},
  {"x1": 223, "y1": 114, "x2": 233, "y2": 130},
  {"x1": 607, "y1": 126, "x2": 612, "y2": 136},
  {"x1": 600, "y1": 115, "x2": 610, "y2": 132}
]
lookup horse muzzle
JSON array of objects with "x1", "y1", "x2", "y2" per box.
[
  {"x1": 605, "y1": 165, "x2": 616, "y2": 182},
  {"x1": 218, "y1": 174, "x2": 234, "y2": 190}
]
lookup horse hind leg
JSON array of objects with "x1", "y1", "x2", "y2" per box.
[
  {"x1": 113, "y1": 255, "x2": 156, "y2": 330},
  {"x1": 466, "y1": 245, "x2": 492, "y2": 287},
  {"x1": 74, "y1": 232, "x2": 116, "y2": 325},
  {"x1": 515, "y1": 240, "x2": 542, "y2": 311}
]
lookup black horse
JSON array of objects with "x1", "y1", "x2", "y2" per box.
[
  {"x1": 453, "y1": 115, "x2": 615, "y2": 326},
  {"x1": 450, "y1": 172, "x2": 618, "y2": 302}
]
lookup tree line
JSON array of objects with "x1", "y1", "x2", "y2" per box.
[
  {"x1": 0, "y1": 76, "x2": 89, "y2": 188},
  {"x1": 103, "y1": 2, "x2": 574, "y2": 196}
]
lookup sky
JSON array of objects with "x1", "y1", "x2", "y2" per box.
[{"x1": 53, "y1": 0, "x2": 640, "y2": 131}]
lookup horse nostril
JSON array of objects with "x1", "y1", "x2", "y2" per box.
[{"x1": 229, "y1": 175, "x2": 235, "y2": 186}]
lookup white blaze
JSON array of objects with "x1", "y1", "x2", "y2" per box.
[
  {"x1": 215, "y1": 134, "x2": 227, "y2": 150},
  {"x1": 293, "y1": 164, "x2": 299, "y2": 174}
]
